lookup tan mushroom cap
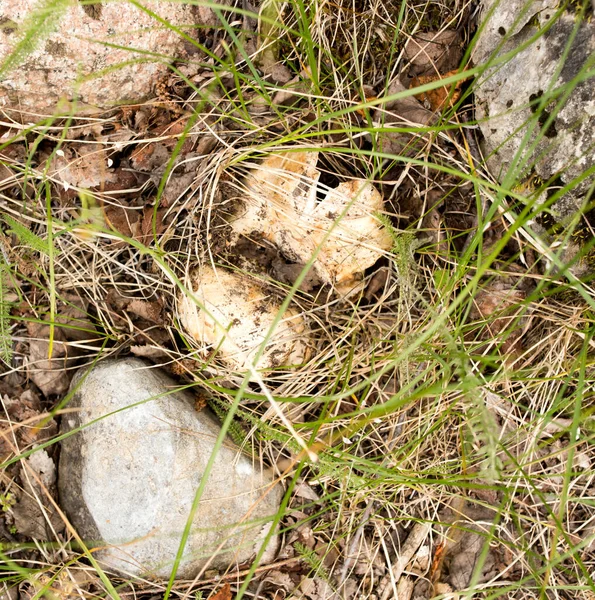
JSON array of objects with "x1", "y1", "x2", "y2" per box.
[
  {"x1": 178, "y1": 266, "x2": 310, "y2": 378},
  {"x1": 231, "y1": 151, "x2": 393, "y2": 295}
]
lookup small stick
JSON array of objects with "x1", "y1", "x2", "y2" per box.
[
  {"x1": 397, "y1": 575, "x2": 415, "y2": 600},
  {"x1": 378, "y1": 522, "x2": 431, "y2": 600}
]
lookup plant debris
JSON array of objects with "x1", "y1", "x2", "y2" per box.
[
  {"x1": 231, "y1": 151, "x2": 393, "y2": 295},
  {"x1": 178, "y1": 265, "x2": 311, "y2": 377}
]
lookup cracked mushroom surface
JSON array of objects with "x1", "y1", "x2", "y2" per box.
[
  {"x1": 178, "y1": 266, "x2": 310, "y2": 378},
  {"x1": 231, "y1": 151, "x2": 393, "y2": 295}
]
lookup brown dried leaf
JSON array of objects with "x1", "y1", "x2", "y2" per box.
[
  {"x1": 403, "y1": 30, "x2": 462, "y2": 77},
  {"x1": 374, "y1": 80, "x2": 435, "y2": 156},
  {"x1": 158, "y1": 169, "x2": 197, "y2": 208},
  {"x1": 105, "y1": 288, "x2": 131, "y2": 311},
  {"x1": 411, "y1": 70, "x2": 468, "y2": 112},
  {"x1": 468, "y1": 282, "x2": 527, "y2": 356},
  {"x1": 130, "y1": 142, "x2": 170, "y2": 171},
  {"x1": 136, "y1": 206, "x2": 168, "y2": 245},
  {"x1": 51, "y1": 145, "x2": 117, "y2": 189},
  {"x1": 26, "y1": 325, "x2": 72, "y2": 397},
  {"x1": 293, "y1": 480, "x2": 320, "y2": 502},
  {"x1": 100, "y1": 168, "x2": 144, "y2": 195},
  {"x1": 55, "y1": 293, "x2": 97, "y2": 343},
  {"x1": 104, "y1": 203, "x2": 142, "y2": 237},
  {"x1": 11, "y1": 450, "x2": 64, "y2": 540},
  {"x1": 437, "y1": 501, "x2": 508, "y2": 591},
  {"x1": 0, "y1": 390, "x2": 57, "y2": 460},
  {"x1": 381, "y1": 80, "x2": 435, "y2": 124},
  {"x1": 273, "y1": 71, "x2": 311, "y2": 106},
  {"x1": 364, "y1": 267, "x2": 389, "y2": 301},
  {"x1": 295, "y1": 577, "x2": 333, "y2": 600},
  {"x1": 262, "y1": 571, "x2": 296, "y2": 596},
  {"x1": 127, "y1": 299, "x2": 163, "y2": 324},
  {"x1": 210, "y1": 583, "x2": 232, "y2": 600}
]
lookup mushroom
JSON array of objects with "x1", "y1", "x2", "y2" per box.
[
  {"x1": 178, "y1": 266, "x2": 310, "y2": 378},
  {"x1": 231, "y1": 151, "x2": 393, "y2": 295}
]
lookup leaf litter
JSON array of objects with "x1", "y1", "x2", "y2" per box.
[{"x1": 0, "y1": 3, "x2": 593, "y2": 600}]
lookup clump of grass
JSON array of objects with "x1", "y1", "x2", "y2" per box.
[{"x1": 0, "y1": 0, "x2": 594, "y2": 599}]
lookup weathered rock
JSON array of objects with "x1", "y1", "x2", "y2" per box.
[
  {"x1": 58, "y1": 358, "x2": 282, "y2": 579},
  {"x1": 472, "y1": 0, "x2": 559, "y2": 66},
  {"x1": 473, "y1": 4, "x2": 595, "y2": 216},
  {"x1": 0, "y1": 1, "x2": 199, "y2": 117}
]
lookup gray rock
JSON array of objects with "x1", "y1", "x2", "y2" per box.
[
  {"x1": 0, "y1": 1, "x2": 199, "y2": 117},
  {"x1": 473, "y1": 4, "x2": 595, "y2": 216},
  {"x1": 58, "y1": 358, "x2": 282, "y2": 579},
  {"x1": 472, "y1": 0, "x2": 559, "y2": 66}
]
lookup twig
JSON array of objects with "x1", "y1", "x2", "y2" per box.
[{"x1": 378, "y1": 522, "x2": 431, "y2": 600}]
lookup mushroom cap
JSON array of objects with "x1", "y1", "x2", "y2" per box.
[
  {"x1": 231, "y1": 151, "x2": 393, "y2": 294},
  {"x1": 178, "y1": 266, "x2": 310, "y2": 378}
]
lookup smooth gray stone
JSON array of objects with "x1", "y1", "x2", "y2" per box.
[{"x1": 58, "y1": 358, "x2": 282, "y2": 579}]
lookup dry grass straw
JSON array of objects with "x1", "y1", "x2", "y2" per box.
[{"x1": 0, "y1": 0, "x2": 594, "y2": 598}]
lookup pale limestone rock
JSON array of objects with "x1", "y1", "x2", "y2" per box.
[{"x1": 473, "y1": 3, "x2": 595, "y2": 216}]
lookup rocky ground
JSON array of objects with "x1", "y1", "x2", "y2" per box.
[{"x1": 0, "y1": 0, "x2": 594, "y2": 599}]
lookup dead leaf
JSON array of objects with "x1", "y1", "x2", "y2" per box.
[
  {"x1": 105, "y1": 288, "x2": 131, "y2": 311},
  {"x1": 364, "y1": 267, "x2": 389, "y2": 301},
  {"x1": 127, "y1": 299, "x2": 163, "y2": 323},
  {"x1": 153, "y1": 157, "x2": 199, "y2": 208},
  {"x1": 11, "y1": 450, "x2": 64, "y2": 540},
  {"x1": 273, "y1": 71, "x2": 311, "y2": 106},
  {"x1": 130, "y1": 142, "x2": 170, "y2": 171},
  {"x1": 26, "y1": 325, "x2": 72, "y2": 397},
  {"x1": 293, "y1": 480, "x2": 320, "y2": 502},
  {"x1": 155, "y1": 118, "x2": 196, "y2": 151},
  {"x1": 262, "y1": 571, "x2": 297, "y2": 597},
  {"x1": 50, "y1": 144, "x2": 117, "y2": 189},
  {"x1": 373, "y1": 80, "x2": 435, "y2": 156},
  {"x1": 411, "y1": 70, "x2": 468, "y2": 112},
  {"x1": 195, "y1": 134, "x2": 218, "y2": 156},
  {"x1": 435, "y1": 501, "x2": 509, "y2": 592},
  {"x1": 380, "y1": 80, "x2": 436, "y2": 124},
  {"x1": 130, "y1": 345, "x2": 168, "y2": 359},
  {"x1": 104, "y1": 203, "x2": 142, "y2": 238},
  {"x1": 468, "y1": 282, "x2": 527, "y2": 356},
  {"x1": 136, "y1": 206, "x2": 168, "y2": 245},
  {"x1": 403, "y1": 30, "x2": 462, "y2": 77},
  {"x1": 1, "y1": 390, "x2": 58, "y2": 460},
  {"x1": 295, "y1": 577, "x2": 333, "y2": 600},
  {"x1": 55, "y1": 293, "x2": 97, "y2": 343},
  {"x1": 210, "y1": 583, "x2": 232, "y2": 600},
  {"x1": 99, "y1": 168, "x2": 144, "y2": 195}
]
